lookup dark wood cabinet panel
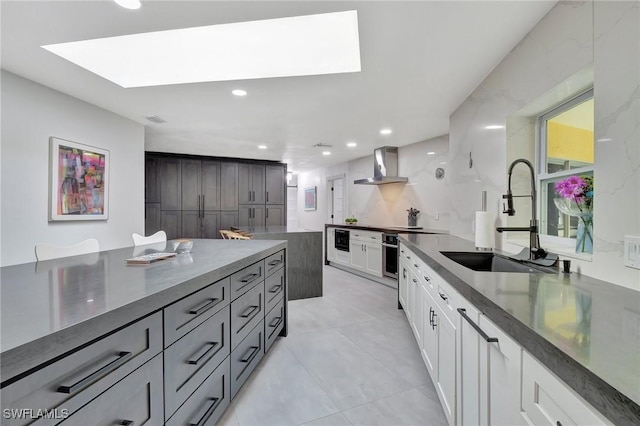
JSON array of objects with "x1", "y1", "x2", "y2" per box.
[
  {"x1": 265, "y1": 165, "x2": 285, "y2": 205},
  {"x1": 238, "y1": 163, "x2": 265, "y2": 205},
  {"x1": 145, "y1": 156, "x2": 161, "y2": 203},
  {"x1": 160, "y1": 158, "x2": 182, "y2": 211},
  {"x1": 181, "y1": 211, "x2": 201, "y2": 239},
  {"x1": 162, "y1": 210, "x2": 182, "y2": 240},
  {"x1": 266, "y1": 205, "x2": 285, "y2": 227},
  {"x1": 202, "y1": 211, "x2": 220, "y2": 239},
  {"x1": 220, "y1": 162, "x2": 238, "y2": 210},
  {"x1": 181, "y1": 159, "x2": 201, "y2": 211},
  {"x1": 220, "y1": 211, "x2": 239, "y2": 232},
  {"x1": 239, "y1": 206, "x2": 265, "y2": 228},
  {"x1": 202, "y1": 160, "x2": 221, "y2": 211},
  {"x1": 145, "y1": 203, "x2": 161, "y2": 236}
]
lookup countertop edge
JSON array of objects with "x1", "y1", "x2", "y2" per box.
[
  {"x1": 0, "y1": 241, "x2": 287, "y2": 385},
  {"x1": 325, "y1": 223, "x2": 447, "y2": 234},
  {"x1": 399, "y1": 235, "x2": 640, "y2": 426}
]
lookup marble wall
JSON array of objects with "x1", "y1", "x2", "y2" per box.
[{"x1": 448, "y1": 1, "x2": 639, "y2": 290}]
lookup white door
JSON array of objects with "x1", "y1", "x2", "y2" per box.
[{"x1": 328, "y1": 177, "x2": 344, "y2": 224}]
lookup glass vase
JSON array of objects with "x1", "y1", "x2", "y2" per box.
[{"x1": 576, "y1": 214, "x2": 593, "y2": 254}]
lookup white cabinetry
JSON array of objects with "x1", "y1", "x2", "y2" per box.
[
  {"x1": 399, "y1": 258, "x2": 410, "y2": 310},
  {"x1": 350, "y1": 230, "x2": 383, "y2": 277},
  {"x1": 521, "y1": 351, "x2": 610, "y2": 426}
]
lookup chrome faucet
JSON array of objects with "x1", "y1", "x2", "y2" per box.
[{"x1": 496, "y1": 158, "x2": 545, "y2": 260}]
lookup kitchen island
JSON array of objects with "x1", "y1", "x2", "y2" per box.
[
  {"x1": 0, "y1": 239, "x2": 287, "y2": 425},
  {"x1": 399, "y1": 233, "x2": 639, "y2": 425}
]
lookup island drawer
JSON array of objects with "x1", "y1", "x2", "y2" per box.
[
  {"x1": 264, "y1": 250, "x2": 285, "y2": 276},
  {"x1": 265, "y1": 267, "x2": 285, "y2": 313},
  {"x1": 166, "y1": 357, "x2": 230, "y2": 426},
  {"x1": 231, "y1": 321, "x2": 264, "y2": 398},
  {"x1": 1, "y1": 312, "x2": 162, "y2": 426},
  {"x1": 230, "y1": 260, "x2": 264, "y2": 300},
  {"x1": 230, "y1": 283, "x2": 265, "y2": 350},
  {"x1": 265, "y1": 297, "x2": 285, "y2": 353},
  {"x1": 164, "y1": 305, "x2": 230, "y2": 418},
  {"x1": 164, "y1": 277, "x2": 230, "y2": 347},
  {"x1": 58, "y1": 354, "x2": 163, "y2": 426}
]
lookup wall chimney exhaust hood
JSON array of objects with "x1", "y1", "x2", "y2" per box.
[{"x1": 354, "y1": 146, "x2": 408, "y2": 185}]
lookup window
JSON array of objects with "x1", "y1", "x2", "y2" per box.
[{"x1": 538, "y1": 89, "x2": 594, "y2": 239}]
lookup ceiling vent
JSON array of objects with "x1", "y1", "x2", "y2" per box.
[
  {"x1": 144, "y1": 115, "x2": 167, "y2": 124},
  {"x1": 312, "y1": 143, "x2": 332, "y2": 148}
]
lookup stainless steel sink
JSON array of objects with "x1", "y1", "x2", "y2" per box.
[{"x1": 440, "y1": 251, "x2": 554, "y2": 273}]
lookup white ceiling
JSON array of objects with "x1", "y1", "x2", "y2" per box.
[{"x1": 1, "y1": 0, "x2": 556, "y2": 173}]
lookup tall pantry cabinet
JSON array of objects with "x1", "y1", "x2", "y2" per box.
[{"x1": 145, "y1": 153, "x2": 286, "y2": 239}]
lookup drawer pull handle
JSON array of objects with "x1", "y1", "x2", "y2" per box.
[
  {"x1": 556, "y1": 422, "x2": 562, "y2": 426},
  {"x1": 269, "y1": 316, "x2": 283, "y2": 329},
  {"x1": 120, "y1": 421, "x2": 134, "y2": 426},
  {"x1": 268, "y1": 259, "x2": 282, "y2": 266},
  {"x1": 188, "y1": 341, "x2": 221, "y2": 366},
  {"x1": 457, "y1": 308, "x2": 499, "y2": 343},
  {"x1": 412, "y1": 278, "x2": 417, "y2": 283},
  {"x1": 439, "y1": 292, "x2": 448, "y2": 301},
  {"x1": 57, "y1": 351, "x2": 132, "y2": 394},
  {"x1": 414, "y1": 263, "x2": 418, "y2": 268},
  {"x1": 240, "y1": 305, "x2": 259, "y2": 318},
  {"x1": 189, "y1": 298, "x2": 221, "y2": 316},
  {"x1": 268, "y1": 284, "x2": 282, "y2": 294},
  {"x1": 240, "y1": 346, "x2": 260, "y2": 364},
  {"x1": 424, "y1": 276, "x2": 431, "y2": 282},
  {"x1": 240, "y1": 272, "x2": 260, "y2": 283},
  {"x1": 188, "y1": 397, "x2": 221, "y2": 426}
]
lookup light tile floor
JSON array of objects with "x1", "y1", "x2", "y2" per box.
[{"x1": 217, "y1": 266, "x2": 447, "y2": 426}]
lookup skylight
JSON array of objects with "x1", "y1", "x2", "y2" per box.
[{"x1": 42, "y1": 10, "x2": 361, "y2": 88}]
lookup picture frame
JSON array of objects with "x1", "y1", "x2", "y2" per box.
[
  {"x1": 49, "y1": 137, "x2": 109, "y2": 221},
  {"x1": 304, "y1": 186, "x2": 317, "y2": 211}
]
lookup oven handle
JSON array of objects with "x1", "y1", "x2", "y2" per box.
[{"x1": 381, "y1": 243, "x2": 398, "y2": 248}]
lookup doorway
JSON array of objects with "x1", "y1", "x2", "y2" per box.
[{"x1": 327, "y1": 176, "x2": 345, "y2": 224}]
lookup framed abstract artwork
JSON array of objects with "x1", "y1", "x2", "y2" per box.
[
  {"x1": 304, "y1": 186, "x2": 317, "y2": 211},
  {"x1": 49, "y1": 137, "x2": 109, "y2": 221}
]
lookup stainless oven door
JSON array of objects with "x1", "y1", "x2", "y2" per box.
[{"x1": 382, "y1": 234, "x2": 398, "y2": 278}]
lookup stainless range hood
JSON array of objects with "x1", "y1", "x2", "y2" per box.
[{"x1": 354, "y1": 146, "x2": 408, "y2": 185}]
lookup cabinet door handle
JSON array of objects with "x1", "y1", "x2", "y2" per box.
[
  {"x1": 240, "y1": 305, "x2": 260, "y2": 319},
  {"x1": 188, "y1": 298, "x2": 221, "y2": 315},
  {"x1": 439, "y1": 292, "x2": 448, "y2": 302},
  {"x1": 412, "y1": 278, "x2": 418, "y2": 283},
  {"x1": 266, "y1": 191, "x2": 269, "y2": 202},
  {"x1": 269, "y1": 316, "x2": 283, "y2": 329},
  {"x1": 188, "y1": 341, "x2": 221, "y2": 365},
  {"x1": 414, "y1": 263, "x2": 418, "y2": 268},
  {"x1": 57, "y1": 351, "x2": 132, "y2": 394},
  {"x1": 202, "y1": 194, "x2": 205, "y2": 214},
  {"x1": 240, "y1": 272, "x2": 260, "y2": 283},
  {"x1": 120, "y1": 421, "x2": 134, "y2": 426},
  {"x1": 402, "y1": 268, "x2": 407, "y2": 278},
  {"x1": 198, "y1": 195, "x2": 201, "y2": 218},
  {"x1": 268, "y1": 284, "x2": 283, "y2": 294},
  {"x1": 429, "y1": 307, "x2": 434, "y2": 326},
  {"x1": 188, "y1": 397, "x2": 221, "y2": 426},
  {"x1": 457, "y1": 308, "x2": 498, "y2": 342},
  {"x1": 240, "y1": 345, "x2": 260, "y2": 363},
  {"x1": 424, "y1": 276, "x2": 431, "y2": 282},
  {"x1": 432, "y1": 312, "x2": 437, "y2": 330}
]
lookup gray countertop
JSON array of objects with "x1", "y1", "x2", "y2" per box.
[
  {"x1": 0, "y1": 239, "x2": 286, "y2": 383},
  {"x1": 399, "y1": 233, "x2": 640, "y2": 425}
]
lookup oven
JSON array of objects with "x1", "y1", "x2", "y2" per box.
[
  {"x1": 335, "y1": 229, "x2": 350, "y2": 252},
  {"x1": 382, "y1": 233, "x2": 398, "y2": 278}
]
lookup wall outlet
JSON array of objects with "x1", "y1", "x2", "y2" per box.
[{"x1": 624, "y1": 235, "x2": 640, "y2": 269}]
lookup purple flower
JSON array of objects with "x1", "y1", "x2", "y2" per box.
[{"x1": 555, "y1": 176, "x2": 587, "y2": 201}]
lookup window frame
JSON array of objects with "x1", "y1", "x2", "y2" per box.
[{"x1": 536, "y1": 88, "x2": 594, "y2": 245}]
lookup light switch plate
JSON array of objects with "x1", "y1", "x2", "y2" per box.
[{"x1": 624, "y1": 235, "x2": 640, "y2": 269}]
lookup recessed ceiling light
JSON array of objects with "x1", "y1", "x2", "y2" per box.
[
  {"x1": 380, "y1": 128, "x2": 392, "y2": 135},
  {"x1": 232, "y1": 89, "x2": 247, "y2": 96},
  {"x1": 440, "y1": 161, "x2": 447, "y2": 165},
  {"x1": 347, "y1": 142, "x2": 357, "y2": 147},
  {"x1": 485, "y1": 125, "x2": 505, "y2": 130},
  {"x1": 427, "y1": 151, "x2": 436, "y2": 155},
  {"x1": 322, "y1": 151, "x2": 331, "y2": 156},
  {"x1": 597, "y1": 138, "x2": 612, "y2": 142},
  {"x1": 258, "y1": 145, "x2": 267, "y2": 149},
  {"x1": 42, "y1": 10, "x2": 361, "y2": 88},
  {"x1": 114, "y1": 0, "x2": 141, "y2": 10}
]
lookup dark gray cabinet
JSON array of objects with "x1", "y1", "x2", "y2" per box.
[
  {"x1": 265, "y1": 165, "x2": 286, "y2": 205},
  {"x1": 265, "y1": 205, "x2": 285, "y2": 227},
  {"x1": 220, "y1": 162, "x2": 239, "y2": 211},
  {"x1": 160, "y1": 158, "x2": 182, "y2": 211},
  {"x1": 239, "y1": 164, "x2": 265, "y2": 205},
  {"x1": 145, "y1": 154, "x2": 285, "y2": 236},
  {"x1": 145, "y1": 203, "x2": 161, "y2": 236}
]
